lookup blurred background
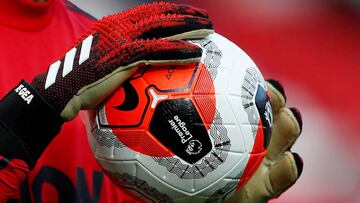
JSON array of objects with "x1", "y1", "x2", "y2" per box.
[{"x1": 70, "y1": 0, "x2": 360, "y2": 202}]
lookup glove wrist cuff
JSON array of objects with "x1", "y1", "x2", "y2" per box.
[{"x1": 0, "y1": 80, "x2": 64, "y2": 168}]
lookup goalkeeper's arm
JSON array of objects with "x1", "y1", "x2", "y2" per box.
[{"x1": 0, "y1": 81, "x2": 64, "y2": 201}]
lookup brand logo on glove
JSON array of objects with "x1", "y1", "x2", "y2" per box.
[{"x1": 15, "y1": 84, "x2": 34, "y2": 104}]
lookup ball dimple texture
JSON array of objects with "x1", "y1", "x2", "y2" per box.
[{"x1": 86, "y1": 33, "x2": 271, "y2": 203}]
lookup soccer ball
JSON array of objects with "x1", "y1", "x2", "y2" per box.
[{"x1": 86, "y1": 33, "x2": 273, "y2": 202}]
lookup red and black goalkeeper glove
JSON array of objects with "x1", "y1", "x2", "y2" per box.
[
  {"x1": 0, "y1": 1, "x2": 213, "y2": 190},
  {"x1": 32, "y1": 2, "x2": 212, "y2": 121}
]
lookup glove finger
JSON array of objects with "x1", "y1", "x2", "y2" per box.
[
  {"x1": 131, "y1": 14, "x2": 213, "y2": 40},
  {"x1": 289, "y1": 107, "x2": 303, "y2": 134},
  {"x1": 111, "y1": 38, "x2": 203, "y2": 66},
  {"x1": 266, "y1": 79, "x2": 286, "y2": 114},
  {"x1": 265, "y1": 107, "x2": 302, "y2": 161},
  {"x1": 267, "y1": 79, "x2": 286, "y2": 102},
  {"x1": 114, "y1": 2, "x2": 209, "y2": 24},
  {"x1": 267, "y1": 151, "x2": 303, "y2": 198}
]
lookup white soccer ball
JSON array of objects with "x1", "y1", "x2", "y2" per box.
[{"x1": 86, "y1": 33, "x2": 273, "y2": 202}]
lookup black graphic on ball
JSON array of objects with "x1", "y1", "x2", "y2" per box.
[
  {"x1": 150, "y1": 98, "x2": 212, "y2": 164},
  {"x1": 255, "y1": 84, "x2": 273, "y2": 148}
]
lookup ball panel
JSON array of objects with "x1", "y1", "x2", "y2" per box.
[
  {"x1": 112, "y1": 129, "x2": 173, "y2": 157},
  {"x1": 212, "y1": 95, "x2": 238, "y2": 126},
  {"x1": 100, "y1": 161, "x2": 175, "y2": 203},
  {"x1": 102, "y1": 80, "x2": 149, "y2": 127},
  {"x1": 193, "y1": 63, "x2": 216, "y2": 127},
  {"x1": 218, "y1": 124, "x2": 245, "y2": 153},
  {"x1": 140, "y1": 63, "x2": 198, "y2": 92},
  {"x1": 192, "y1": 151, "x2": 247, "y2": 191}
]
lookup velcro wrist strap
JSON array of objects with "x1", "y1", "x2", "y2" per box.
[{"x1": 0, "y1": 80, "x2": 64, "y2": 167}]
